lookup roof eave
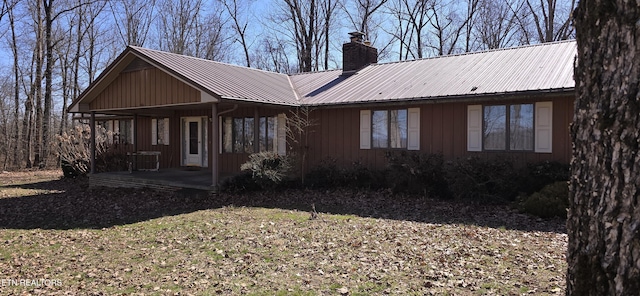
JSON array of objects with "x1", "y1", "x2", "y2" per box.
[{"x1": 301, "y1": 87, "x2": 576, "y2": 108}]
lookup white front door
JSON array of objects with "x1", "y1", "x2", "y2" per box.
[{"x1": 183, "y1": 117, "x2": 202, "y2": 166}]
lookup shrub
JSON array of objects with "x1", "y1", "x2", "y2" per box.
[
  {"x1": 518, "y1": 161, "x2": 569, "y2": 195},
  {"x1": 220, "y1": 171, "x2": 261, "y2": 193},
  {"x1": 95, "y1": 148, "x2": 129, "y2": 173},
  {"x1": 444, "y1": 156, "x2": 520, "y2": 203},
  {"x1": 520, "y1": 181, "x2": 569, "y2": 218},
  {"x1": 304, "y1": 158, "x2": 345, "y2": 189},
  {"x1": 55, "y1": 124, "x2": 112, "y2": 177},
  {"x1": 385, "y1": 151, "x2": 449, "y2": 198},
  {"x1": 239, "y1": 151, "x2": 291, "y2": 189},
  {"x1": 342, "y1": 161, "x2": 387, "y2": 190}
]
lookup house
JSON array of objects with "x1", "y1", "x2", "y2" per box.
[{"x1": 68, "y1": 32, "x2": 576, "y2": 191}]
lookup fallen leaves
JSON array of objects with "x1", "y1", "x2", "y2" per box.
[{"x1": 0, "y1": 170, "x2": 568, "y2": 295}]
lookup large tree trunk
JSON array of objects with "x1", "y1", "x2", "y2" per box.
[{"x1": 567, "y1": 0, "x2": 640, "y2": 294}]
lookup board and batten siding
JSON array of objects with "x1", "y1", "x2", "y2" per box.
[
  {"x1": 90, "y1": 68, "x2": 200, "y2": 111},
  {"x1": 305, "y1": 95, "x2": 574, "y2": 170}
]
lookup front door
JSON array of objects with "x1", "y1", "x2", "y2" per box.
[{"x1": 183, "y1": 117, "x2": 202, "y2": 166}]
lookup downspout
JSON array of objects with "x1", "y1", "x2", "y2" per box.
[{"x1": 217, "y1": 104, "x2": 238, "y2": 117}]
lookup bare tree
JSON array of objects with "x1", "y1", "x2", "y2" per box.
[
  {"x1": 275, "y1": 0, "x2": 318, "y2": 72},
  {"x1": 399, "y1": 0, "x2": 432, "y2": 59},
  {"x1": 426, "y1": 0, "x2": 477, "y2": 56},
  {"x1": 220, "y1": 0, "x2": 251, "y2": 67},
  {"x1": 474, "y1": 0, "x2": 522, "y2": 50},
  {"x1": 343, "y1": 0, "x2": 388, "y2": 41},
  {"x1": 7, "y1": 0, "x2": 22, "y2": 167},
  {"x1": 524, "y1": 0, "x2": 575, "y2": 43},
  {"x1": 319, "y1": 0, "x2": 339, "y2": 69},
  {"x1": 251, "y1": 37, "x2": 294, "y2": 73},
  {"x1": 0, "y1": 75, "x2": 14, "y2": 169},
  {"x1": 568, "y1": 0, "x2": 640, "y2": 294},
  {"x1": 157, "y1": 0, "x2": 229, "y2": 60},
  {"x1": 286, "y1": 106, "x2": 317, "y2": 184},
  {"x1": 42, "y1": 0, "x2": 93, "y2": 167},
  {"x1": 108, "y1": 0, "x2": 156, "y2": 47}
]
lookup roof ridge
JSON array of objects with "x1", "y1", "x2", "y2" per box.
[
  {"x1": 369, "y1": 39, "x2": 577, "y2": 67},
  {"x1": 287, "y1": 68, "x2": 343, "y2": 77}
]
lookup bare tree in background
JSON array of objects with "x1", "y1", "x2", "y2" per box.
[
  {"x1": 342, "y1": 0, "x2": 388, "y2": 43},
  {"x1": 276, "y1": 0, "x2": 318, "y2": 72},
  {"x1": 474, "y1": 0, "x2": 522, "y2": 50},
  {"x1": 0, "y1": 75, "x2": 14, "y2": 169},
  {"x1": 7, "y1": 0, "x2": 22, "y2": 167},
  {"x1": 25, "y1": 0, "x2": 44, "y2": 168},
  {"x1": 251, "y1": 37, "x2": 294, "y2": 73},
  {"x1": 524, "y1": 0, "x2": 575, "y2": 43},
  {"x1": 109, "y1": 0, "x2": 156, "y2": 47},
  {"x1": 397, "y1": 0, "x2": 432, "y2": 59},
  {"x1": 319, "y1": 0, "x2": 339, "y2": 69},
  {"x1": 426, "y1": 0, "x2": 478, "y2": 56},
  {"x1": 220, "y1": 0, "x2": 251, "y2": 67},
  {"x1": 157, "y1": 0, "x2": 229, "y2": 60}
]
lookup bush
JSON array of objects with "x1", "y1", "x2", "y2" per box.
[
  {"x1": 95, "y1": 148, "x2": 129, "y2": 173},
  {"x1": 518, "y1": 161, "x2": 569, "y2": 195},
  {"x1": 239, "y1": 151, "x2": 291, "y2": 189},
  {"x1": 304, "y1": 159, "x2": 385, "y2": 190},
  {"x1": 304, "y1": 158, "x2": 345, "y2": 189},
  {"x1": 342, "y1": 161, "x2": 387, "y2": 190},
  {"x1": 385, "y1": 151, "x2": 449, "y2": 197},
  {"x1": 220, "y1": 171, "x2": 261, "y2": 193},
  {"x1": 55, "y1": 124, "x2": 112, "y2": 177},
  {"x1": 444, "y1": 156, "x2": 520, "y2": 203},
  {"x1": 520, "y1": 181, "x2": 568, "y2": 218}
]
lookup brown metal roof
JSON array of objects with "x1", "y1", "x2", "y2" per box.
[
  {"x1": 130, "y1": 46, "x2": 300, "y2": 106},
  {"x1": 69, "y1": 40, "x2": 576, "y2": 113},
  {"x1": 291, "y1": 40, "x2": 576, "y2": 106}
]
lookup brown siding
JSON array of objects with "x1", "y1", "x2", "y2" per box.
[
  {"x1": 90, "y1": 68, "x2": 200, "y2": 111},
  {"x1": 306, "y1": 95, "x2": 575, "y2": 171}
]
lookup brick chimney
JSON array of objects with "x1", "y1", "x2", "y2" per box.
[{"x1": 342, "y1": 31, "x2": 378, "y2": 74}]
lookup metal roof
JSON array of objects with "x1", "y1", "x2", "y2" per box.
[
  {"x1": 69, "y1": 41, "x2": 576, "y2": 113},
  {"x1": 129, "y1": 46, "x2": 300, "y2": 106},
  {"x1": 290, "y1": 40, "x2": 576, "y2": 106}
]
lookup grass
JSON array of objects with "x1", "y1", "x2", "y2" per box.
[{"x1": 0, "y1": 170, "x2": 567, "y2": 295}]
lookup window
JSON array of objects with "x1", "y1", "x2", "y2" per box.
[
  {"x1": 371, "y1": 109, "x2": 407, "y2": 149},
  {"x1": 468, "y1": 102, "x2": 550, "y2": 153},
  {"x1": 152, "y1": 118, "x2": 170, "y2": 145},
  {"x1": 223, "y1": 116, "x2": 276, "y2": 153},
  {"x1": 360, "y1": 108, "x2": 419, "y2": 150},
  {"x1": 118, "y1": 119, "x2": 133, "y2": 144},
  {"x1": 483, "y1": 104, "x2": 533, "y2": 151}
]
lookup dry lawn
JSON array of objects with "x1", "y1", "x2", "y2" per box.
[{"x1": 0, "y1": 170, "x2": 567, "y2": 295}]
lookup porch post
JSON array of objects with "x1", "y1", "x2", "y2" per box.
[
  {"x1": 211, "y1": 103, "x2": 219, "y2": 188},
  {"x1": 254, "y1": 107, "x2": 259, "y2": 153},
  {"x1": 90, "y1": 111, "x2": 96, "y2": 174},
  {"x1": 133, "y1": 113, "x2": 138, "y2": 170}
]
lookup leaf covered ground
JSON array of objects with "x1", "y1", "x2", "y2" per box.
[{"x1": 0, "y1": 170, "x2": 567, "y2": 295}]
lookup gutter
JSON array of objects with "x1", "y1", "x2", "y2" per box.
[{"x1": 300, "y1": 88, "x2": 576, "y2": 109}]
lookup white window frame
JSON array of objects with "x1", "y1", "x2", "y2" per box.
[
  {"x1": 360, "y1": 107, "x2": 420, "y2": 150},
  {"x1": 467, "y1": 101, "x2": 552, "y2": 153}
]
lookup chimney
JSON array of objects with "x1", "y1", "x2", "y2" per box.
[{"x1": 343, "y1": 31, "x2": 378, "y2": 74}]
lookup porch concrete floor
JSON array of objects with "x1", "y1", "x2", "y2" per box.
[{"x1": 92, "y1": 168, "x2": 232, "y2": 192}]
